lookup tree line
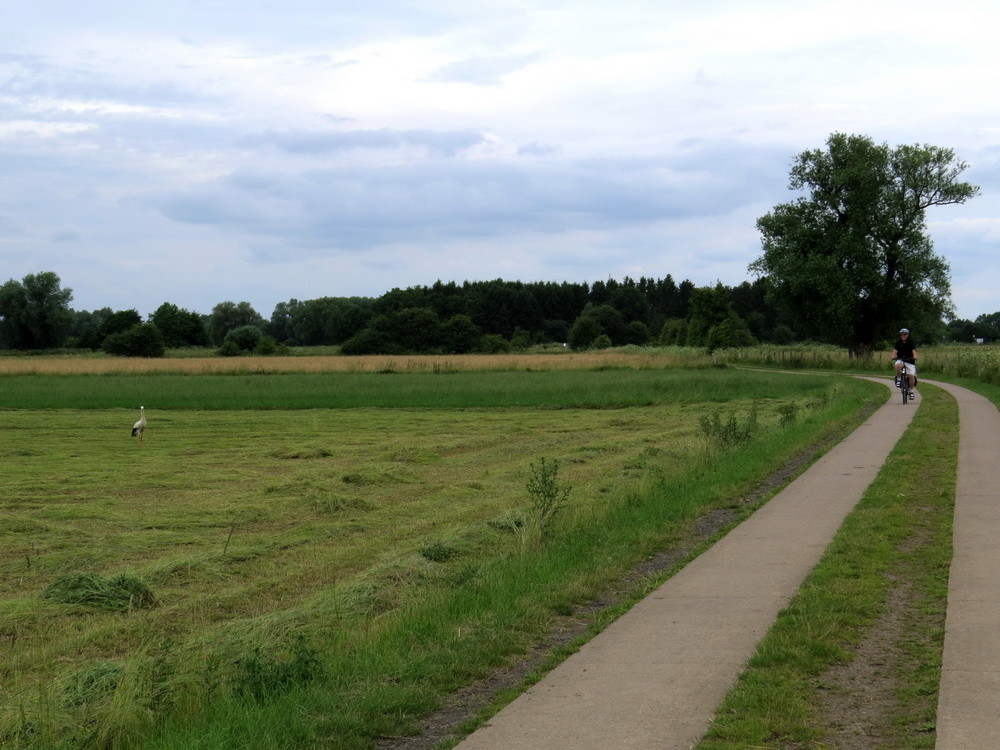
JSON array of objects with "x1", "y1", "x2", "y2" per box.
[
  {"x1": 2, "y1": 269, "x2": 997, "y2": 358},
  {"x1": 0, "y1": 134, "x2": 984, "y2": 356}
]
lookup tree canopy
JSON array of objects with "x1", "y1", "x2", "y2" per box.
[
  {"x1": 751, "y1": 133, "x2": 979, "y2": 353},
  {"x1": 0, "y1": 271, "x2": 74, "y2": 349}
]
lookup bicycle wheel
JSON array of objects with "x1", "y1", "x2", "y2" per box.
[{"x1": 901, "y1": 380, "x2": 910, "y2": 404}]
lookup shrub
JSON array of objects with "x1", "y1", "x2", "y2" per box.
[
  {"x1": 254, "y1": 336, "x2": 278, "y2": 355},
  {"x1": 340, "y1": 328, "x2": 395, "y2": 355},
  {"x1": 217, "y1": 340, "x2": 241, "y2": 356},
  {"x1": 591, "y1": 334, "x2": 613, "y2": 350},
  {"x1": 224, "y1": 325, "x2": 263, "y2": 352},
  {"x1": 475, "y1": 334, "x2": 512, "y2": 354},
  {"x1": 102, "y1": 323, "x2": 166, "y2": 358}
]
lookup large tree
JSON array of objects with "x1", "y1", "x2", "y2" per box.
[
  {"x1": 751, "y1": 133, "x2": 979, "y2": 354},
  {"x1": 0, "y1": 271, "x2": 74, "y2": 349},
  {"x1": 208, "y1": 301, "x2": 265, "y2": 345}
]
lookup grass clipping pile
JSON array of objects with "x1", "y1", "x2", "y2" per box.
[{"x1": 43, "y1": 572, "x2": 159, "y2": 611}]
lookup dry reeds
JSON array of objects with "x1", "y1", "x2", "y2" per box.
[{"x1": 0, "y1": 348, "x2": 709, "y2": 375}]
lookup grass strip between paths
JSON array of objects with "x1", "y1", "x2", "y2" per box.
[{"x1": 697, "y1": 384, "x2": 957, "y2": 749}]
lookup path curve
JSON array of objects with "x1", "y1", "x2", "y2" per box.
[{"x1": 456, "y1": 380, "x2": 917, "y2": 750}]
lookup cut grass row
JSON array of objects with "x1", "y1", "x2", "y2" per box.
[{"x1": 1, "y1": 367, "x2": 880, "y2": 749}]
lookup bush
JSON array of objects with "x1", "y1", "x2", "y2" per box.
[
  {"x1": 254, "y1": 336, "x2": 278, "y2": 355},
  {"x1": 224, "y1": 325, "x2": 263, "y2": 352},
  {"x1": 102, "y1": 323, "x2": 166, "y2": 358},
  {"x1": 591, "y1": 334, "x2": 613, "y2": 350},
  {"x1": 340, "y1": 328, "x2": 396, "y2": 355},
  {"x1": 218, "y1": 340, "x2": 241, "y2": 356},
  {"x1": 475, "y1": 334, "x2": 512, "y2": 354}
]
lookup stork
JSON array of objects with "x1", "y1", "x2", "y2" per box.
[{"x1": 131, "y1": 406, "x2": 147, "y2": 447}]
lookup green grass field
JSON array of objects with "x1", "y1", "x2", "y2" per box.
[{"x1": 0, "y1": 363, "x2": 881, "y2": 749}]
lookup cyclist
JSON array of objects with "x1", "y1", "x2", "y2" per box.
[{"x1": 891, "y1": 328, "x2": 917, "y2": 400}]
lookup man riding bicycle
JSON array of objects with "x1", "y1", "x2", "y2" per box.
[{"x1": 891, "y1": 328, "x2": 917, "y2": 400}]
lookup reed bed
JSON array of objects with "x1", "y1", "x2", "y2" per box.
[
  {"x1": 714, "y1": 342, "x2": 1000, "y2": 387},
  {"x1": 0, "y1": 347, "x2": 710, "y2": 375}
]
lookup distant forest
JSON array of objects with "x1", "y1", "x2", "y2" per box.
[{"x1": 3, "y1": 272, "x2": 998, "y2": 356}]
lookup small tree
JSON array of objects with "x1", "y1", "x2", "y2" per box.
[
  {"x1": 441, "y1": 314, "x2": 482, "y2": 354},
  {"x1": 567, "y1": 316, "x2": 602, "y2": 350},
  {"x1": 151, "y1": 303, "x2": 209, "y2": 348}
]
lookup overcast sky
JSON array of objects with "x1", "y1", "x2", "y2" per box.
[{"x1": 3, "y1": 0, "x2": 999, "y2": 322}]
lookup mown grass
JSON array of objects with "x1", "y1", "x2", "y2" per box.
[
  {"x1": 697, "y1": 384, "x2": 957, "y2": 748},
  {"x1": 0, "y1": 364, "x2": 881, "y2": 749}
]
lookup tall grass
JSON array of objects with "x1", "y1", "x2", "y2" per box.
[
  {"x1": 1, "y1": 367, "x2": 836, "y2": 410},
  {"x1": 0, "y1": 347, "x2": 710, "y2": 375},
  {"x1": 714, "y1": 342, "x2": 1000, "y2": 388}
]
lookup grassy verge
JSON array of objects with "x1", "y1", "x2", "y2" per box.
[{"x1": 697, "y1": 384, "x2": 957, "y2": 748}]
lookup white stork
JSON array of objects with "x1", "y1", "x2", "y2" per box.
[{"x1": 132, "y1": 406, "x2": 147, "y2": 447}]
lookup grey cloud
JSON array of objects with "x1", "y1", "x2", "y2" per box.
[
  {"x1": 427, "y1": 53, "x2": 542, "y2": 86},
  {"x1": 237, "y1": 128, "x2": 487, "y2": 156},
  {"x1": 52, "y1": 228, "x2": 81, "y2": 241},
  {"x1": 147, "y1": 150, "x2": 766, "y2": 255},
  {"x1": 517, "y1": 142, "x2": 559, "y2": 156}
]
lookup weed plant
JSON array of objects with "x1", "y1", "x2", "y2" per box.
[
  {"x1": 519, "y1": 457, "x2": 572, "y2": 547},
  {"x1": 697, "y1": 402, "x2": 760, "y2": 448}
]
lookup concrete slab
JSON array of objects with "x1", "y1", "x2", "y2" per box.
[
  {"x1": 930, "y1": 381, "x2": 1000, "y2": 749},
  {"x1": 456, "y1": 382, "x2": 915, "y2": 750}
]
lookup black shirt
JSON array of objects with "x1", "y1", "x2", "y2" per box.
[{"x1": 894, "y1": 338, "x2": 917, "y2": 363}]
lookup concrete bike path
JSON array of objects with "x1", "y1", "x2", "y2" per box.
[
  {"x1": 457, "y1": 381, "x2": 916, "y2": 750},
  {"x1": 931, "y1": 380, "x2": 1000, "y2": 749}
]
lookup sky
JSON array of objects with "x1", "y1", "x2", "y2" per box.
[{"x1": 2, "y1": 0, "x2": 1000, "y2": 322}]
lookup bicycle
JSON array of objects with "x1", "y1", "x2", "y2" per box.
[{"x1": 895, "y1": 359, "x2": 915, "y2": 404}]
